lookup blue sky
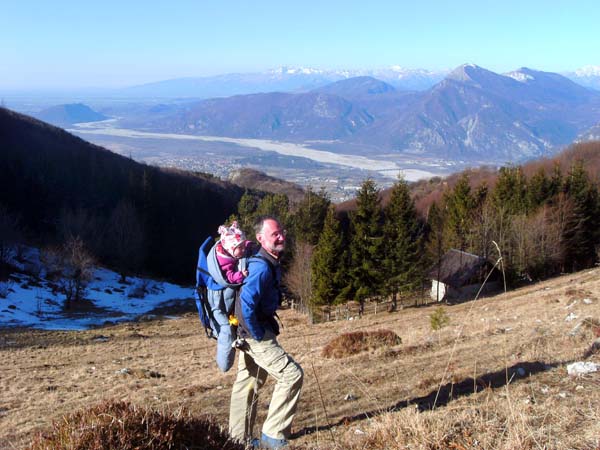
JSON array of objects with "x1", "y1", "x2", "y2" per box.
[{"x1": 1, "y1": 0, "x2": 599, "y2": 89}]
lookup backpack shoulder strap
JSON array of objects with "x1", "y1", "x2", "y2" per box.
[
  {"x1": 250, "y1": 254, "x2": 277, "y2": 279},
  {"x1": 249, "y1": 254, "x2": 282, "y2": 305}
]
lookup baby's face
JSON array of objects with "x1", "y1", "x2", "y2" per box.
[{"x1": 232, "y1": 245, "x2": 244, "y2": 258}]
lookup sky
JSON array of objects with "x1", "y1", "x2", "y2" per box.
[{"x1": 1, "y1": 0, "x2": 599, "y2": 89}]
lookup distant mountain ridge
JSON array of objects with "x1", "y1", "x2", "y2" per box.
[
  {"x1": 564, "y1": 65, "x2": 600, "y2": 91},
  {"x1": 34, "y1": 103, "x2": 108, "y2": 127},
  {"x1": 122, "y1": 64, "x2": 600, "y2": 163},
  {"x1": 117, "y1": 64, "x2": 600, "y2": 100},
  {"x1": 119, "y1": 66, "x2": 446, "y2": 98}
]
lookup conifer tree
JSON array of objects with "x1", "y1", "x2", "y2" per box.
[
  {"x1": 382, "y1": 177, "x2": 423, "y2": 309},
  {"x1": 348, "y1": 179, "x2": 383, "y2": 305},
  {"x1": 443, "y1": 174, "x2": 474, "y2": 252},
  {"x1": 426, "y1": 202, "x2": 445, "y2": 302},
  {"x1": 548, "y1": 163, "x2": 563, "y2": 199},
  {"x1": 292, "y1": 187, "x2": 330, "y2": 245},
  {"x1": 562, "y1": 160, "x2": 599, "y2": 269},
  {"x1": 256, "y1": 193, "x2": 290, "y2": 228},
  {"x1": 311, "y1": 206, "x2": 345, "y2": 306},
  {"x1": 527, "y1": 167, "x2": 551, "y2": 210},
  {"x1": 236, "y1": 191, "x2": 259, "y2": 233},
  {"x1": 493, "y1": 166, "x2": 528, "y2": 215}
]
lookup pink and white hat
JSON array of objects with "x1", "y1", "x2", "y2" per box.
[{"x1": 218, "y1": 221, "x2": 246, "y2": 255}]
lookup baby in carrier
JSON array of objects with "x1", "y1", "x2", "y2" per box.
[{"x1": 216, "y1": 221, "x2": 254, "y2": 284}]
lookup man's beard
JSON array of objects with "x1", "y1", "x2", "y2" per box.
[{"x1": 266, "y1": 242, "x2": 285, "y2": 255}]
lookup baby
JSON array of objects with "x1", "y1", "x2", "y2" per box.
[{"x1": 216, "y1": 221, "x2": 253, "y2": 284}]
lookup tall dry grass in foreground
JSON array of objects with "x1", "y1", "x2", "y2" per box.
[
  {"x1": 27, "y1": 400, "x2": 243, "y2": 450},
  {"x1": 1, "y1": 267, "x2": 600, "y2": 449}
]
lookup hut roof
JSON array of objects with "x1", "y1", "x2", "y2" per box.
[{"x1": 428, "y1": 249, "x2": 489, "y2": 287}]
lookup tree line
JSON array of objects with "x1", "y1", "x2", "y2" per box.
[
  {"x1": 231, "y1": 178, "x2": 426, "y2": 315},
  {"x1": 234, "y1": 154, "x2": 600, "y2": 316}
]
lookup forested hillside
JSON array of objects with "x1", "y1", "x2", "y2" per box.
[
  {"x1": 0, "y1": 107, "x2": 245, "y2": 283},
  {"x1": 250, "y1": 141, "x2": 600, "y2": 313}
]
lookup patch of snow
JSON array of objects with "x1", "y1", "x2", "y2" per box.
[
  {"x1": 565, "y1": 312, "x2": 578, "y2": 322},
  {"x1": 505, "y1": 71, "x2": 534, "y2": 82},
  {"x1": 0, "y1": 248, "x2": 193, "y2": 331},
  {"x1": 567, "y1": 361, "x2": 600, "y2": 376}
]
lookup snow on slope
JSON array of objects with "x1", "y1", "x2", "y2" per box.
[{"x1": 0, "y1": 248, "x2": 194, "y2": 330}]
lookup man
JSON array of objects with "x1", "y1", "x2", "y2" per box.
[{"x1": 229, "y1": 216, "x2": 303, "y2": 449}]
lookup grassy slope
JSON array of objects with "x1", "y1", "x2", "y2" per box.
[{"x1": 1, "y1": 267, "x2": 599, "y2": 449}]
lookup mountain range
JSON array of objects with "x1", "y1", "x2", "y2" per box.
[
  {"x1": 118, "y1": 66, "x2": 447, "y2": 98},
  {"x1": 116, "y1": 65, "x2": 600, "y2": 99},
  {"x1": 119, "y1": 64, "x2": 600, "y2": 163}
]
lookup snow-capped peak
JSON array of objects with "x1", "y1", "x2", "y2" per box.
[
  {"x1": 269, "y1": 66, "x2": 325, "y2": 76},
  {"x1": 504, "y1": 70, "x2": 534, "y2": 83},
  {"x1": 575, "y1": 65, "x2": 600, "y2": 77},
  {"x1": 447, "y1": 63, "x2": 483, "y2": 82}
]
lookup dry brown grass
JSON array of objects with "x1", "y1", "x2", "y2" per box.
[
  {"x1": 321, "y1": 330, "x2": 401, "y2": 359},
  {"x1": 1, "y1": 268, "x2": 600, "y2": 449},
  {"x1": 26, "y1": 400, "x2": 243, "y2": 450}
]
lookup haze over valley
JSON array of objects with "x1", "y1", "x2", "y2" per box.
[{"x1": 5, "y1": 63, "x2": 600, "y2": 199}]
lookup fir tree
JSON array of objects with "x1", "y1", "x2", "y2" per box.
[
  {"x1": 527, "y1": 167, "x2": 551, "y2": 210},
  {"x1": 426, "y1": 202, "x2": 445, "y2": 302},
  {"x1": 382, "y1": 177, "x2": 423, "y2": 309},
  {"x1": 256, "y1": 193, "x2": 290, "y2": 228},
  {"x1": 562, "y1": 160, "x2": 599, "y2": 270},
  {"x1": 443, "y1": 174, "x2": 474, "y2": 251},
  {"x1": 493, "y1": 166, "x2": 528, "y2": 215},
  {"x1": 311, "y1": 206, "x2": 345, "y2": 306},
  {"x1": 292, "y1": 187, "x2": 330, "y2": 245},
  {"x1": 236, "y1": 191, "x2": 259, "y2": 233},
  {"x1": 548, "y1": 163, "x2": 563, "y2": 199},
  {"x1": 348, "y1": 179, "x2": 383, "y2": 305}
]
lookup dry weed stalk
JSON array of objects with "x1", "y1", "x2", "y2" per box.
[{"x1": 433, "y1": 243, "x2": 506, "y2": 410}]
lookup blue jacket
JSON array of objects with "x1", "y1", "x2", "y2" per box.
[{"x1": 237, "y1": 249, "x2": 281, "y2": 341}]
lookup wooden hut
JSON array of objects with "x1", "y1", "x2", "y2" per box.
[{"x1": 428, "y1": 249, "x2": 499, "y2": 302}]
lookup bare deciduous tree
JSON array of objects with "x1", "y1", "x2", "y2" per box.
[
  {"x1": 284, "y1": 241, "x2": 314, "y2": 316},
  {"x1": 42, "y1": 237, "x2": 95, "y2": 309}
]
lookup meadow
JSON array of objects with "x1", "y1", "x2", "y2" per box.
[{"x1": 1, "y1": 267, "x2": 599, "y2": 449}]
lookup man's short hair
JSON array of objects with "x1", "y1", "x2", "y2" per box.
[{"x1": 253, "y1": 215, "x2": 280, "y2": 235}]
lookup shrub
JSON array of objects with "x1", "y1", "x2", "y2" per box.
[
  {"x1": 322, "y1": 329, "x2": 401, "y2": 359},
  {"x1": 27, "y1": 400, "x2": 244, "y2": 450},
  {"x1": 582, "y1": 317, "x2": 600, "y2": 337},
  {"x1": 0, "y1": 280, "x2": 13, "y2": 298},
  {"x1": 430, "y1": 307, "x2": 450, "y2": 332},
  {"x1": 128, "y1": 279, "x2": 150, "y2": 299}
]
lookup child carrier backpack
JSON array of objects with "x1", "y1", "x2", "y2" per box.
[{"x1": 195, "y1": 236, "x2": 248, "y2": 372}]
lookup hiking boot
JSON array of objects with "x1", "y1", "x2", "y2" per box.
[{"x1": 260, "y1": 433, "x2": 288, "y2": 449}]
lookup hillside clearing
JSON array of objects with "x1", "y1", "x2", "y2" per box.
[{"x1": 1, "y1": 268, "x2": 599, "y2": 449}]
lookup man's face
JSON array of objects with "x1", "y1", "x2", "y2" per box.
[{"x1": 257, "y1": 219, "x2": 286, "y2": 257}]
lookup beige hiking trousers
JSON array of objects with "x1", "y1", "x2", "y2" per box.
[{"x1": 228, "y1": 330, "x2": 303, "y2": 441}]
